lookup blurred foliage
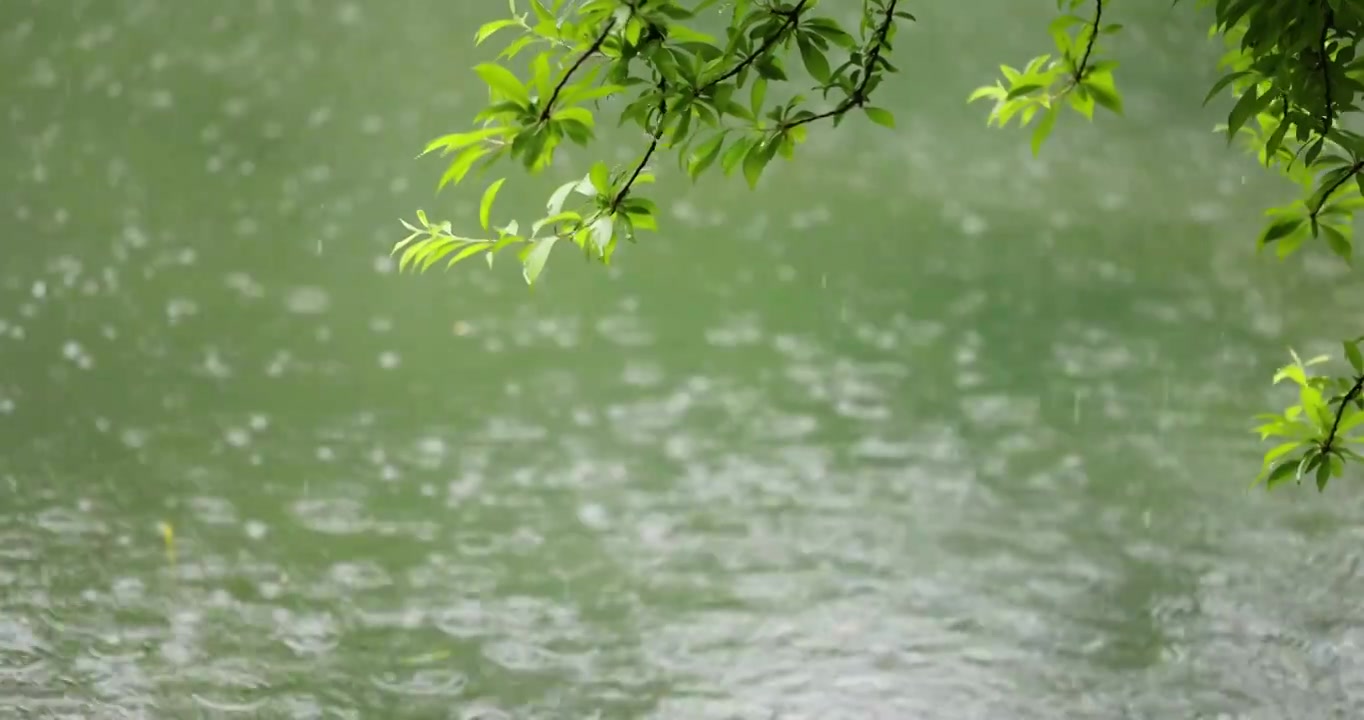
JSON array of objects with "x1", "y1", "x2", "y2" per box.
[{"x1": 395, "y1": 0, "x2": 1363, "y2": 489}]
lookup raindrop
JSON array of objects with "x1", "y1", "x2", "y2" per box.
[
  {"x1": 284, "y1": 286, "x2": 330, "y2": 314},
  {"x1": 224, "y1": 428, "x2": 250, "y2": 447},
  {"x1": 239, "y1": 521, "x2": 268, "y2": 542}
]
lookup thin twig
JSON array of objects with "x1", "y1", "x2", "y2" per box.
[
  {"x1": 1310, "y1": 160, "x2": 1363, "y2": 219},
  {"x1": 700, "y1": 0, "x2": 812, "y2": 93},
  {"x1": 1322, "y1": 374, "x2": 1364, "y2": 454},
  {"x1": 1318, "y1": 8, "x2": 1336, "y2": 135},
  {"x1": 609, "y1": 0, "x2": 813, "y2": 211},
  {"x1": 1074, "y1": 0, "x2": 1102, "y2": 83},
  {"x1": 539, "y1": 17, "x2": 618, "y2": 122},
  {"x1": 610, "y1": 81, "x2": 669, "y2": 213},
  {"x1": 783, "y1": 0, "x2": 901, "y2": 130}
]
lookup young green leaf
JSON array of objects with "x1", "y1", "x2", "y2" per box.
[
  {"x1": 474, "y1": 63, "x2": 531, "y2": 107},
  {"x1": 688, "y1": 133, "x2": 726, "y2": 179},
  {"x1": 742, "y1": 140, "x2": 773, "y2": 189},
  {"x1": 476, "y1": 19, "x2": 522, "y2": 45},
  {"x1": 797, "y1": 35, "x2": 831, "y2": 83},
  {"x1": 863, "y1": 107, "x2": 895, "y2": 128},
  {"x1": 1031, "y1": 105, "x2": 1059, "y2": 155},
  {"x1": 479, "y1": 178, "x2": 506, "y2": 231},
  {"x1": 589, "y1": 161, "x2": 611, "y2": 195},
  {"x1": 521, "y1": 236, "x2": 559, "y2": 285},
  {"x1": 1259, "y1": 217, "x2": 1304, "y2": 246},
  {"x1": 1345, "y1": 340, "x2": 1364, "y2": 374}
]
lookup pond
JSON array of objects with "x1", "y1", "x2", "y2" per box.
[{"x1": 2, "y1": 1, "x2": 1363, "y2": 718}]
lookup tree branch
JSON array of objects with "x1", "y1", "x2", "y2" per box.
[
  {"x1": 539, "y1": 17, "x2": 618, "y2": 122},
  {"x1": 601, "y1": 1, "x2": 814, "y2": 214},
  {"x1": 1322, "y1": 374, "x2": 1364, "y2": 454},
  {"x1": 700, "y1": 0, "x2": 812, "y2": 93},
  {"x1": 611, "y1": 82, "x2": 668, "y2": 214},
  {"x1": 1310, "y1": 160, "x2": 1362, "y2": 220},
  {"x1": 782, "y1": 0, "x2": 901, "y2": 131},
  {"x1": 1319, "y1": 7, "x2": 1336, "y2": 136},
  {"x1": 1074, "y1": 0, "x2": 1102, "y2": 83}
]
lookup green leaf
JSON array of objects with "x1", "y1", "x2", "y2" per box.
[
  {"x1": 1322, "y1": 223, "x2": 1352, "y2": 261},
  {"x1": 720, "y1": 137, "x2": 753, "y2": 176},
  {"x1": 1264, "y1": 457, "x2": 1301, "y2": 488},
  {"x1": 1006, "y1": 83, "x2": 1045, "y2": 100},
  {"x1": 531, "y1": 51, "x2": 554, "y2": 98},
  {"x1": 742, "y1": 139, "x2": 773, "y2": 189},
  {"x1": 750, "y1": 76, "x2": 767, "y2": 117},
  {"x1": 1340, "y1": 406, "x2": 1364, "y2": 435},
  {"x1": 688, "y1": 133, "x2": 726, "y2": 179},
  {"x1": 590, "y1": 214, "x2": 614, "y2": 256},
  {"x1": 589, "y1": 161, "x2": 611, "y2": 195},
  {"x1": 479, "y1": 178, "x2": 506, "y2": 231},
  {"x1": 439, "y1": 146, "x2": 489, "y2": 189},
  {"x1": 1264, "y1": 121, "x2": 1289, "y2": 163},
  {"x1": 521, "y1": 236, "x2": 558, "y2": 285},
  {"x1": 420, "y1": 128, "x2": 509, "y2": 157},
  {"x1": 553, "y1": 106, "x2": 595, "y2": 128},
  {"x1": 797, "y1": 35, "x2": 831, "y2": 83},
  {"x1": 1031, "y1": 104, "x2": 1059, "y2": 155},
  {"x1": 804, "y1": 18, "x2": 856, "y2": 49},
  {"x1": 1202, "y1": 70, "x2": 1251, "y2": 106},
  {"x1": 1315, "y1": 455, "x2": 1332, "y2": 491},
  {"x1": 476, "y1": 19, "x2": 522, "y2": 45},
  {"x1": 528, "y1": 0, "x2": 554, "y2": 28},
  {"x1": 531, "y1": 210, "x2": 582, "y2": 236},
  {"x1": 474, "y1": 63, "x2": 531, "y2": 107},
  {"x1": 1262, "y1": 440, "x2": 1305, "y2": 469},
  {"x1": 968, "y1": 84, "x2": 1007, "y2": 104},
  {"x1": 863, "y1": 107, "x2": 895, "y2": 128},
  {"x1": 1259, "y1": 217, "x2": 1304, "y2": 245},
  {"x1": 1084, "y1": 74, "x2": 1123, "y2": 115},
  {"x1": 1345, "y1": 340, "x2": 1363, "y2": 374},
  {"x1": 1226, "y1": 87, "x2": 1270, "y2": 142},
  {"x1": 446, "y1": 242, "x2": 492, "y2": 268}
]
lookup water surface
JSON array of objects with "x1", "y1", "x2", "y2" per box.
[{"x1": 3, "y1": 2, "x2": 1364, "y2": 718}]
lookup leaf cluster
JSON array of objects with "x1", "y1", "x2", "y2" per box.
[
  {"x1": 1254, "y1": 342, "x2": 1364, "y2": 491},
  {"x1": 967, "y1": 0, "x2": 1124, "y2": 155},
  {"x1": 397, "y1": 0, "x2": 912, "y2": 285},
  {"x1": 1201, "y1": 0, "x2": 1364, "y2": 263}
]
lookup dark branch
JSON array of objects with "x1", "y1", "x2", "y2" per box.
[
  {"x1": 610, "y1": 80, "x2": 669, "y2": 213},
  {"x1": 1074, "y1": 0, "x2": 1103, "y2": 83},
  {"x1": 605, "y1": 1, "x2": 813, "y2": 213},
  {"x1": 1319, "y1": 8, "x2": 1336, "y2": 136},
  {"x1": 539, "y1": 17, "x2": 618, "y2": 122},
  {"x1": 1310, "y1": 160, "x2": 1363, "y2": 219},
  {"x1": 1322, "y1": 374, "x2": 1364, "y2": 455},
  {"x1": 783, "y1": 0, "x2": 901, "y2": 131},
  {"x1": 700, "y1": 0, "x2": 812, "y2": 93}
]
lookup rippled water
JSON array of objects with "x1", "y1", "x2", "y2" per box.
[{"x1": 4, "y1": 1, "x2": 1364, "y2": 718}]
